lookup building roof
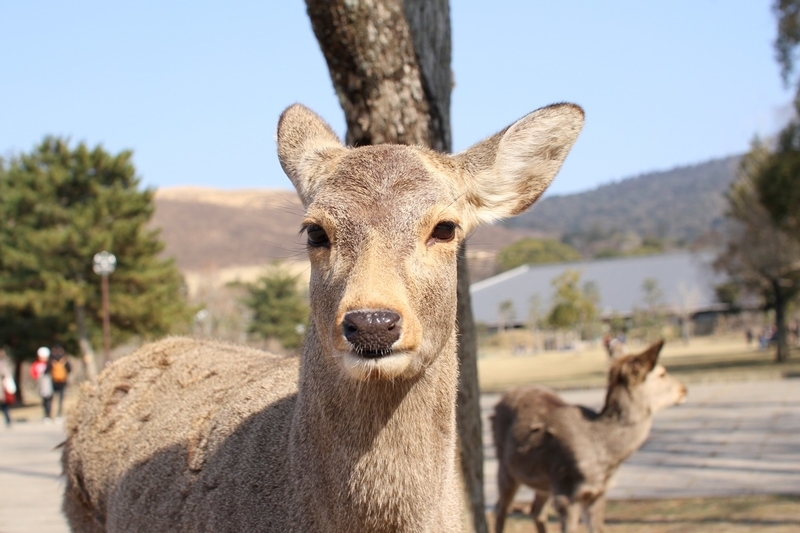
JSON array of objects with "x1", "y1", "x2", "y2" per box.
[{"x1": 470, "y1": 252, "x2": 725, "y2": 327}]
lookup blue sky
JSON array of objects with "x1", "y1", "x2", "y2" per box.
[{"x1": 1, "y1": 1, "x2": 792, "y2": 196}]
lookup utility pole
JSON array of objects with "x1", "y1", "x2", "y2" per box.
[{"x1": 92, "y1": 251, "x2": 116, "y2": 368}]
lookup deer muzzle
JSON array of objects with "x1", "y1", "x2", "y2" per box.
[{"x1": 342, "y1": 309, "x2": 402, "y2": 357}]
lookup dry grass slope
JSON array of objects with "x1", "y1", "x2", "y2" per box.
[
  {"x1": 151, "y1": 187, "x2": 307, "y2": 271},
  {"x1": 150, "y1": 186, "x2": 543, "y2": 282}
]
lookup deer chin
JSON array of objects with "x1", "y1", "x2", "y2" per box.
[{"x1": 339, "y1": 349, "x2": 416, "y2": 381}]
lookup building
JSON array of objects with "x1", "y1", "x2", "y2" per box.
[{"x1": 470, "y1": 252, "x2": 727, "y2": 332}]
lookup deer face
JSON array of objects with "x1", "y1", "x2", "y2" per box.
[
  {"x1": 641, "y1": 364, "x2": 688, "y2": 413},
  {"x1": 277, "y1": 104, "x2": 583, "y2": 381},
  {"x1": 299, "y1": 145, "x2": 464, "y2": 380},
  {"x1": 614, "y1": 340, "x2": 688, "y2": 414}
]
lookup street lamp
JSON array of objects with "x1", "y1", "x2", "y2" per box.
[{"x1": 93, "y1": 251, "x2": 116, "y2": 367}]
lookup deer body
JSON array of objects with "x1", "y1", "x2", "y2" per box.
[
  {"x1": 492, "y1": 341, "x2": 687, "y2": 533},
  {"x1": 62, "y1": 103, "x2": 583, "y2": 532}
]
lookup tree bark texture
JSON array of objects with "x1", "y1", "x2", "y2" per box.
[
  {"x1": 454, "y1": 241, "x2": 487, "y2": 533},
  {"x1": 305, "y1": 1, "x2": 487, "y2": 531},
  {"x1": 400, "y1": 0, "x2": 452, "y2": 152},
  {"x1": 306, "y1": 0, "x2": 450, "y2": 151}
]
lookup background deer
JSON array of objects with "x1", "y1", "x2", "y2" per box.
[
  {"x1": 492, "y1": 340, "x2": 687, "y2": 533},
  {"x1": 61, "y1": 102, "x2": 583, "y2": 532}
]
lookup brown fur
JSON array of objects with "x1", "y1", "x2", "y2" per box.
[
  {"x1": 492, "y1": 340, "x2": 687, "y2": 533},
  {"x1": 62, "y1": 103, "x2": 583, "y2": 532}
]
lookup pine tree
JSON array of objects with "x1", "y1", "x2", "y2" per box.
[
  {"x1": 243, "y1": 266, "x2": 308, "y2": 350},
  {"x1": 0, "y1": 137, "x2": 192, "y2": 374}
]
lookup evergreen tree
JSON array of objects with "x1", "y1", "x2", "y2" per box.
[
  {"x1": 765, "y1": 0, "x2": 800, "y2": 239},
  {"x1": 243, "y1": 266, "x2": 308, "y2": 350},
  {"x1": 774, "y1": 0, "x2": 800, "y2": 88},
  {"x1": 0, "y1": 137, "x2": 192, "y2": 372},
  {"x1": 754, "y1": 119, "x2": 800, "y2": 239}
]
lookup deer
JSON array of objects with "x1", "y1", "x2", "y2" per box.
[
  {"x1": 60, "y1": 102, "x2": 584, "y2": 532},
  {"x1": 491, "y1": 340, "x2": 687, "y2": 533}
]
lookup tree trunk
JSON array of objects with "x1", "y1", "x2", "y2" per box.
[
  {"x1": 305, "y1": 0, "x2": 434, "y2": 149},
  {"x1": 75, "y1": 302, "x2": 98, "y2": 380},
  {"x1": 455, "y1": 243, "x2": 487, "y2": 533},
  {"x1": 773, "y1": 279, "x2": 789, "y2": 363},
  {"x1": 305, "y1": 1, "x2": 487, "y2": 531}
]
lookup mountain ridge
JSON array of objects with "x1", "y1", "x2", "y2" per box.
[{"x1": 508, "y1": 155, "x2": 740, "y2": 244}]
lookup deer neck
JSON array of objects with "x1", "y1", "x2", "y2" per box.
[
  {"x1": 595, "y1": 388, "x2": 654, "y2": 464},
  {"x1": 289, "y1": 325, "x2": 460, "y2": 532}
]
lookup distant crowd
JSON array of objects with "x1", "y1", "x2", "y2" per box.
[
  {"x1": 0, "y1": 344, "x2": 72, "y2": 428},
  {"x1": 745, "y1": 321, "x2": 800, "y2": 350}
]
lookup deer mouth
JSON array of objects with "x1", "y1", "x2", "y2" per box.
[
  {"x1": 352, "y1": 346, "x2": 394, "y2": 359},
  {"x1": 340, "y1": 349, "x2": 414, "y2": 380}
]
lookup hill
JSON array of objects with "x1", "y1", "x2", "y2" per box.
[
  {"x1": 151, "y1": 187, "x2": 307, "y2": 271},
  {"x1": 507, "y1": 155, "x2": 740, "y2": 246},
  {"x1": 150, "y1": 186, "x2": 542, "y2": 286}
]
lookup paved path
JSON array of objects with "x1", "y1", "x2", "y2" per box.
[
  {"x1": 0, "y1": 419, "x2": 67, "y2": 533},
  {"x1": 2, "y1": 378, "x2": 799, "y2": 532}
]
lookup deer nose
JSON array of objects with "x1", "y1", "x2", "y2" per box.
[{"x1": 342, "y1": 310, "x2": 402, "y2": 357}]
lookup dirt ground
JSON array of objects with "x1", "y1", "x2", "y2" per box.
[{"x1": 491, "y1": 495, "x2": 800, "y2": 533}]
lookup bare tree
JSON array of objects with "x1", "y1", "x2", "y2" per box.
[
  {"x1": 714, "y1": 144, "x2": 800, "y2": 362},
  {"x1": 304, "y1": 1, "x2": 487, "y2": 530}
]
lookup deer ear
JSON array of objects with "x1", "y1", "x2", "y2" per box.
[
  {"x1": 452, "y1": 103, "x2": 583, "y2": 230},
  {"x1": 277, "y1": 104, "x2": 345, "y2": 206},
  {"x1": 624, "y1": 339, "x2": 664, "y2": 383}
]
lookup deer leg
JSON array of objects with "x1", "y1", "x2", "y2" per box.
[
  {"x1": 583, "y1": 494, "x2": 606, "y2": 533},
  {"x1": 553, "y1": 495, "x2": 581, "y2": 533},
  {"x1": 530, "y1": 490, "x2": 551, "y2": 533},
  {"x1": 494, "y1": 467, "x2": 520, "y2": 533}
]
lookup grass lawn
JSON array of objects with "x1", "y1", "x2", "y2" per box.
[{"x1": 478, "y1": 335, "x2": 800, "y2": 392}]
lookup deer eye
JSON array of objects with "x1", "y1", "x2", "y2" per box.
[
  {"x1": 429, "y1": 221, "x2": 457, "y2": 244},
  {"x1": 305, "y1": 224, "x2": 330, "y2": 248}
]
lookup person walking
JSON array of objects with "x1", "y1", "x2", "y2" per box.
[
  {"x1": 30, "y1": 347, "x2": 54, "y2": 422},
  {"x1": 0, "y1": 348, "x2": 15, "y2": 427},
  {"x1": 48, "y1": 344, "x2": 71, "y2": 420}
]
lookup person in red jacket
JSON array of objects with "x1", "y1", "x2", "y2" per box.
[{"x1": 30, "y1": 347, "x2": 53, "y2": 422}]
